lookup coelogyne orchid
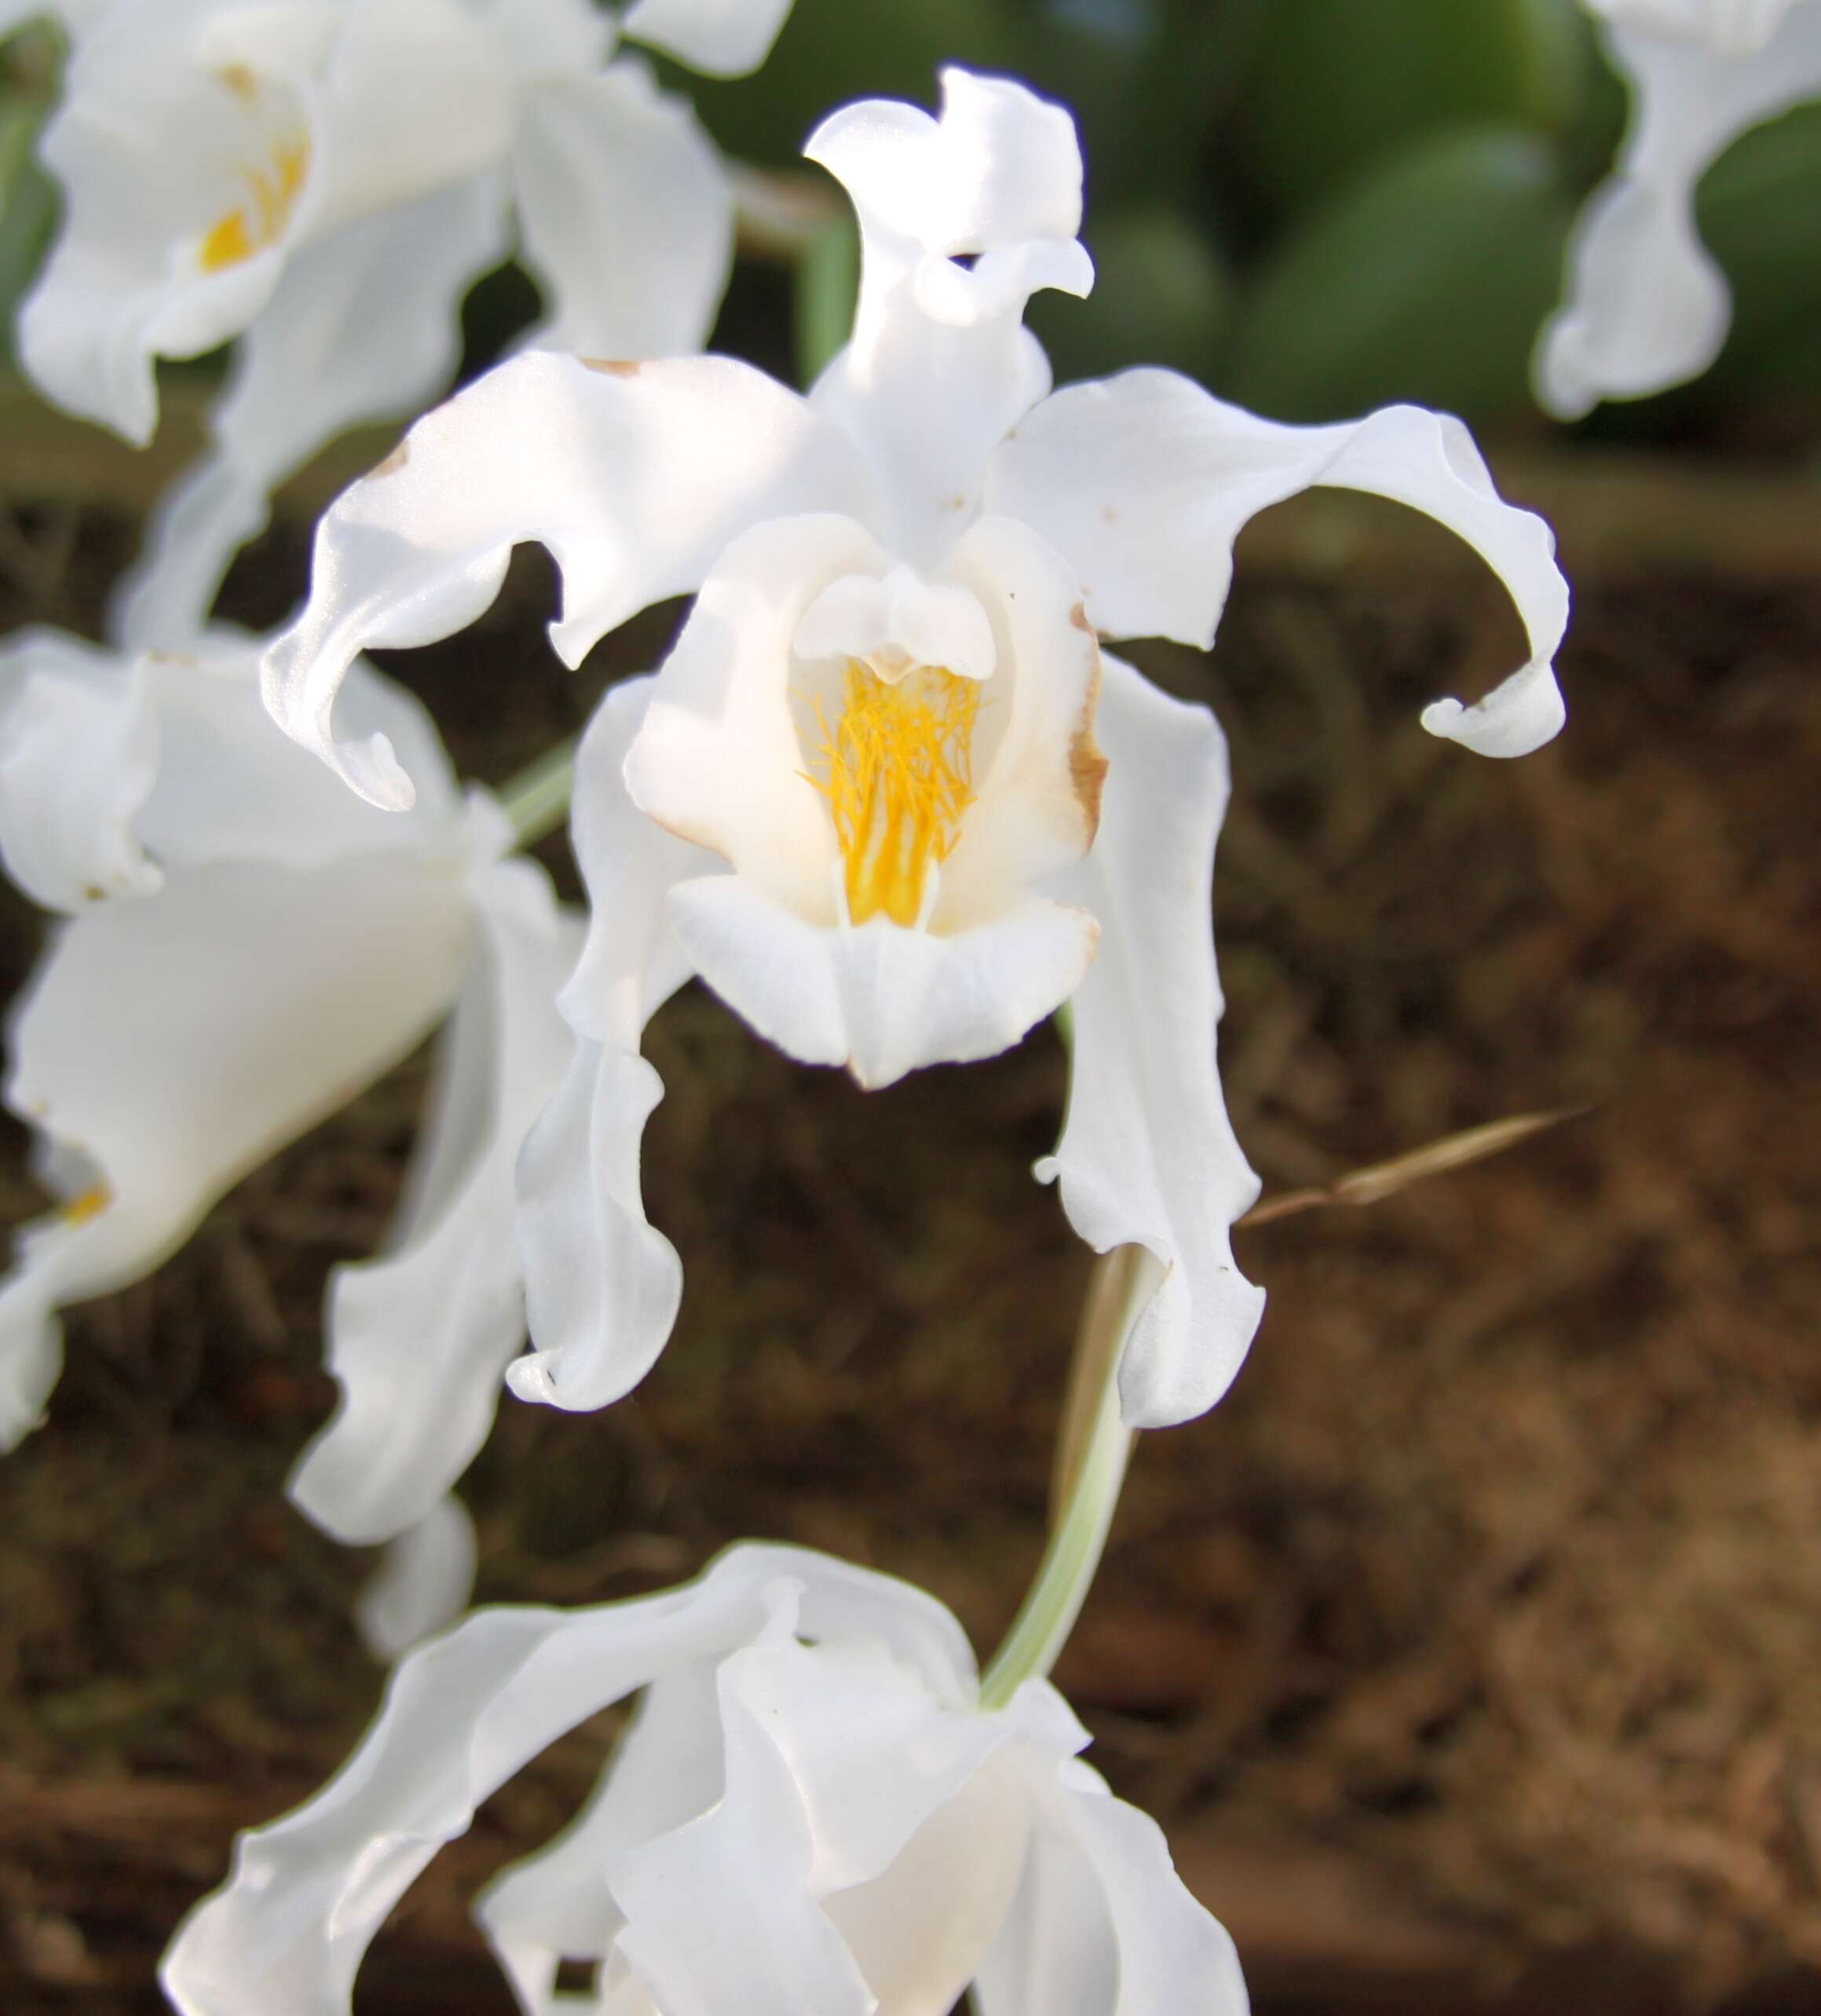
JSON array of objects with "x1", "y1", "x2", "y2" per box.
[
  {"x1": 1535, "y1": 0, "x2": 1821, "y2": 416},
  {"x1": 160, "y1": 1542, "x2": 1248, "y2": 2016},
  {"x1": 0, "y1": 627, "x2": 576, "y2": 1578},
  {"x1": 19, "y1": 0, "x2": 795, "y2": 648},
  {"x1": 261, "y1": 68, "x2": 1571, "y2": 1434}
]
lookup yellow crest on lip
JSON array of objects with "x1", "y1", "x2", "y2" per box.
[
  {"x1": 810, "y1": 660, "x2": 982, "y2": 929},
  {"x1": 199, "y1": 137, "x2": 309, "y2": 273},
  {"x1": 60, "y1": 1184, "x2": 110, "y2": 1227}
]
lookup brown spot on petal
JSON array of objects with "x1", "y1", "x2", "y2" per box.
[
  {"x1": 369, "y1": 438, "x2": 411, "y2": 479},
  {"x1": 1070, "y1": 637, "x2": 1109, "y2": 843},
  {"x1": 82, "y1": 884, "x2": 105, "y2": 903},
  {"x1": 215, "y1": 64, "x2": 258, "y2": 103},
  {"x1": 1070, "y1": 601, "x2": 1095, "y2": 634},
  {"x1": 583, "y1": 358, "x2": 645, "y2": 378}
]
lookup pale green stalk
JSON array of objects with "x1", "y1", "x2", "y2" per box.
[
  {"x1": 497, "y1": 735, "x2": 577, "y2": 849},
  {"x1": 978, "y1": 1246, "x2": 1151, "y2": 1709}
]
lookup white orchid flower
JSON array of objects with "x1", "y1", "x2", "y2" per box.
[
  {"x1": 1536, "y1": 0, "x2": 1821, "y2": 416},
  {"x1": 161, "y1": 1541, "x2": 1248, "y2": 2016},
  {"x1": 0, "y1": 627, "x2": 576, "y2": 1578},
  {"x1": 261, "y1": 68, "x2": 1569, "y2": 1430},
  {"x1": 20, "y1": 0, "x2": 794, "y2": 649}
]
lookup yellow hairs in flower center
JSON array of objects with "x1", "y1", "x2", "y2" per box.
[
  {"x1": 811, "y1": 660, "x2": 981, "y2": 928},
  {"x1": 199, "y1": 137, "x2": 309, "y2": 273}
]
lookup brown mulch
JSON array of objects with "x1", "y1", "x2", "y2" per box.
[{"x1": 0, "y1": 466, "x2": 1818, "y2": 2014}]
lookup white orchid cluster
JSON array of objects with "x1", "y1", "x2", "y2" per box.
[{"x1": 0, "y1": 2, "x2": 1596, "y2": 2010}]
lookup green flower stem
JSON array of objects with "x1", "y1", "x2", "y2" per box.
[
  {"x1": 978, "y1": 1245, "x2": 1151, "y2": 1710},
  {"x1": 498, "y1": 735, "x2": 577, "y2": 850}
]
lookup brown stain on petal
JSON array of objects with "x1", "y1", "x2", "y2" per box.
[
  {"x1": 1068, "y1": 607, "x2": 1110, "y2": 843},
  {"x1": 368, "y1": 438, "x2": 411, "y2": 479},
  {"x1": 583, "y1": 358, "x2": 645, "y2": 378}
]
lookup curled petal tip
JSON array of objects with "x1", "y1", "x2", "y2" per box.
[
  {"x1": 1422, "y1": 660, "x2": 1566, "y2": 759},
  {"x1": 503, "y1": 1352, "x2": 558, "y2": 1406}
]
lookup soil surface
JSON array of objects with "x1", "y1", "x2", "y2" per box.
[{"x1": 1, "y1": 458, "x2": 1819, "y2": 2014}]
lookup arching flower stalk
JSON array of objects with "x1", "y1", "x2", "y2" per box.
[
  {"x1": 0, "y1": 628, "x2": 576, "y2": 1630},
  {"x1": 160, "y1": 1541, "x2": 1249, "y2": 2016},
  {"x1": 18, "y1": 0, "x2": 795, "y2": 647},
  {"x1": 1536, "y1": 0, "x2": 1821, "y2": 416},
  {"x1": 262, "y1": 68, "x2": 1571, "y2": 1436}
]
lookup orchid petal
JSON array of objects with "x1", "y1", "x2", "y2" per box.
[
  {"x1": 263, "y1": 353, "x2": 870, "y2": 807},
  {"x1": 0, "y1": 851, "x2": 470, "y2": 1443},
  {"x1": 1042, "y1": 1762, "x2": 1250, "y2": 2016},
  {"x1": 114, "y1": 174, "x2": 511, "y2": 650},
  {"x1": 985, "y1": 368, "x2": 1568, "y2": 757},
  {"x1": 510, "y1": 60, "x2": 729, "y2": 361},
  {"x1": 133, "y1": 645, "x2": 465, "y2": 871},
  {"x1": 18, "y1": 0, "x2": 302, "y2": 441},
  {"x1": 0, "y1": 1251, "x2": 67, "y2": 1451},
  {"x1": 806, "y1": 69, "x2": 1092, "y2": 562},
  {"x1": 289, "y1": 854, "x2": 577, "y2": 1545},
  {"x1": 0, "y1": 629, "x2": 162, "y2": 912},
  {"x1": 669, "y1": 875, "x2": 1098, "y2": 1090},
  {"x1": 506, "y1": 1036, "x2": 682, "y2": 1414},
  {"x1": 354, "y1": 1493, "x2": 478, "y2": 1662},
  {"x1": 605, "y1": 1640, "x2": 879, "y2": 2016},
  {"x1": 478, "y1": 1662, "x2": 727, "y2": 2015},
  {"x1": 623, "y1": 514, "x2": 883, "y2": 924},
  {"x1": 287, "y1": 0, "x2": 516, "y2": 239},
  {"x1": 620, "y1": 0, "x2": 794, "y2": 77},
  {"x1": 1035, "y1": 655, "x2": 1265, "y2": 1429},
  {"x1": 972, "y1": 1820, "x2": 1118, "y2": 2016},
  {"x1": 1535, "y1": 3, "x2": 1821, "y2": 415},
  {"x1": 163, "y1": 1545, "x2": 961, "y2": 2014},
  {"x1": 510, "y1": 678, "x2": 714, "y2": 1414},
  {"x1": 158, "y1": 1550, "x2": 816, "y2": 2016}
]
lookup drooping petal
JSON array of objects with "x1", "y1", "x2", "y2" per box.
[
  {"x1": 0, "y1": 629, "x2": 162, "y2": 912},
  {"x1": 158, "y1": 1551, "x2": 809, "y2": 2016},
  {"x1": 113, "y1": 174, "x2": 512, "y2": 650},
  {"x1": 510, "y1": 677, "x2": 714, "y2": 1414},
  {"x1": 620, "y1": 0, "x2": 795, "y2": 77},
  {"x1": 353, "y1": 1492, "x2": 479, "y2": 1662},
  {"x1": 0, "y1": 848, "x2": 472, "y2": 1442},
  {"x1": 288, "y1": 854, "x2": 577, "y2": 1546},
  {"x1": 1034, "y1": 654, "x2": 1265, "y2": 1429},
  {"x1": 1038, "y1": 1759, "x2": 1250, "y2": 2016},
  {"x1": 262, "y1": 352, "x2": 872, "y2": 807},
  {"x1": 478, "y1": 1661, "x2": 728, "y2": 2016},
  {"x1": 1534, "y1": 3, "x2": 1821, "y2": 416},
  {"x1": 985, "y1": 368, "x2": 1569, "y2": 758},
  {"x1": 510, "y1": 59, "x2": 730, "y2": 360},
  {"x1": 806, "y1": 68, "x2": 1092, "y2": 564},
  {"x1": 159, "y1": 1544, "x2": 960, "y2": 2015}
]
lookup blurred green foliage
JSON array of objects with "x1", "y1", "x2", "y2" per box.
[{"x1": 2, "y1": 0, "x2": 1819, "y2": 440}]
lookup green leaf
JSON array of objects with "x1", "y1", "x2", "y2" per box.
[
  {"x1": 1234, "y1": 0, "x2": 1591, "y2": 218},
  {"x1": 1027, "y1": 203, "x2": 1230, "y2": 386},
  {"x1": 1695, "y1": 100, "x2": 1821, "y2": 397},
  {"x1": 0, "y1": 97, "x2": 55, "y2": 357},
  {"x1": 1219, "y1": 123, "x2": 1576, "y2": 423}
]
